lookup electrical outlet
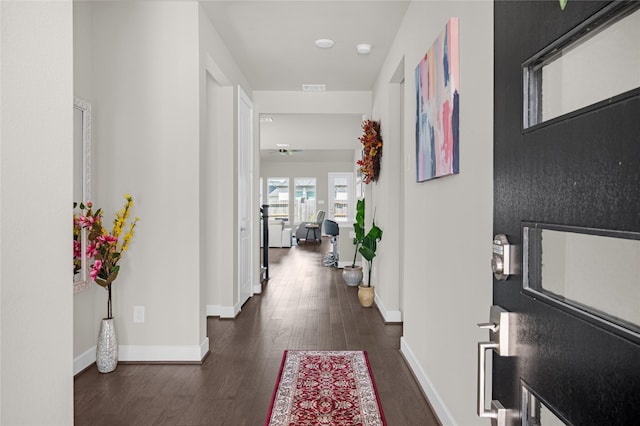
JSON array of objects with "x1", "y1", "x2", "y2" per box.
[{"x1": 133, "y1": 306, "x2": 145, "y2": 323}]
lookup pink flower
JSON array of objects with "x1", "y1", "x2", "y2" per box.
[
  {"x1": 79, "y1": 215, "x2": 95, "y2": 228},
  {"x1": 73, "y1": 240, "x2": 82, "y2": 258},
  {"x1": 96, "y1": 234, "x2": 118, "y2": 249},
  {"x1": 86, "y1": 201, "x2": 93, "y2": 208},
  {"x1": 90, "y1": 260, "x2": 102, "y2": 280},
  {"x1": 86, "y1": 243, "x2": 97, "y2": 258}
]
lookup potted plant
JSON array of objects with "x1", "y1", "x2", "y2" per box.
[
  {"x1": 358, "y1": 217, "x2": 382, "y2": 307},
  {"x1": 75, "y1": 194, "x2": 139, "y2": 373},
  {"x1": 342, "y1": 198, "x2": 365, "y2": 286}
]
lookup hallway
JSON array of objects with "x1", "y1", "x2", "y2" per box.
[{"x1": 74, "y1": 238, "x2": 439, "y2": 425}]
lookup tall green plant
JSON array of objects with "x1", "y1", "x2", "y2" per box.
[
  {"x1": 359, "y1": 217, "x2": 382, "y2": 287},
  {"x1": 351, "y1": 198, "x2": 366, "y2": 267}
]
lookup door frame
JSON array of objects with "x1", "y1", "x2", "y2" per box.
[{"x1": 238, "y1": 86, "x2": 254, "y2": 307}]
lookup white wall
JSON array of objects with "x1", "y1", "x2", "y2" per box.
[
  {"x1": 73, "y1": 0, "x2": 104, "y2": 374},
  {"x1": 90, "y1": 1, "x2": 204, "y2": 360},
  {"x1": 199, "y1": 6, "x2": 253, "y2": 318},
  {"x1": 371, "y1": 2, "x2": 494, "y2": 424},
  {"x1": 253, "y1": 91, "x2": 371, "y2": 115},
  {"x1": 0, "y1": 1, "x2": 74, "y2": 423},
  {"x1": 72, "y1": 2, "x2": 253, "y2": 367}
]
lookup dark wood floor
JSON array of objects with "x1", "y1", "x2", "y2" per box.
[{"x1": 74, "y1": 238, "x2": 440, "y2": 425}]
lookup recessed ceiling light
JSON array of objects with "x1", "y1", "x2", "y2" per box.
[
  {"x1": 302, "y1": 84, "x2": 326, "y2": 92},
  {"x1": 356, "y1": 43, "x2": 372, "y2": 55},
  {"x1": 315, "y1": 38, "x2": 335, "y2": 49},
  {"x1": 260, "y1": 117, "x2": 273, "y2": 123}
]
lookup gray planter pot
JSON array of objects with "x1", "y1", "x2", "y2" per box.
[{"x1": 342, "y1": 265, "x2": 363, "y2": 287}]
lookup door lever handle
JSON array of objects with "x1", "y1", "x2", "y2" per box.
[
  {"x1": 478, "y1": 342, "x2": 507, "y2": 425},
  {"x1": 477, "y1": 322, "x2": 499, "y2": 332}
]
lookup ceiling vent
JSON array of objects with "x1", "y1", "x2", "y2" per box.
[{"x1": 302, "y1": 84, "x2": 326, "y2": 92}]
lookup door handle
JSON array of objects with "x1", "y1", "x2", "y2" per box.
[
  {"x1": 477, "y1": 322, "x2": 499, "y2": 332},
  {"x1": 476, "y1": 305, "x2": 514, "y2": 426},
  {"x1": 477, "y1": 342, "x2": 506, "y2": 422}
]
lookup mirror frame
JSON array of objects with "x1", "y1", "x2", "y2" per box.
[{"x1": 73, "y1": 96, "x2": 92, "y2": 293}]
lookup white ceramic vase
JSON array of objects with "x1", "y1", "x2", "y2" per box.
[{"x1": 342, "y1": 265, "x2": 363, "y2": 287}]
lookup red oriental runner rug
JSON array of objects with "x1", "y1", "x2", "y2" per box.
[{"x1": 265, "y1": 350, "x2": 387, "y2": 426}]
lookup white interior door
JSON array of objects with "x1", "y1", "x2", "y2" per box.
[
  {"x1": 327, "y1": 172, "x2": 354, "y2": 223},
  {"x1": 238, "y1": 87, "x2": 253, "y2": 307}
]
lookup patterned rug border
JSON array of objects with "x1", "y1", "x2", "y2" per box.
[{"x1": 265, "y1": 350, "x2": 387, "y2": 426}]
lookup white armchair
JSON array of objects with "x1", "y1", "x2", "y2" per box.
[{"x1": 261, "y1": 220, "x2": 292, "y2": 248}]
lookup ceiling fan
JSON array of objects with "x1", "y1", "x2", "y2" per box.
[{"x1": 273, "y1": 148, "x2": 303, "y2": 156}]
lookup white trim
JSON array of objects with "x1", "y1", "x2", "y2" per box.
[
  {"x1": 199, "y1": 337, "x2": 210, "y2": 359},
  {"x1": 74, "y1": 346, "x2": 96, "y2": 375},
  {"x1": 74, "y1": 339, "x2": 209, "y2": 372},
  {"x1": 237, "y1": 85, "x2": 254, "y2": 309},
  {"x1": 253, "y1": 283, "x2": 263, "y2": 294},
  {"x1": 207, "y1": 303, "x2": 241, "y2": 318},
  {"x1": 119, "y1": 340, "x2": 209, "y2": 362},
  {"x1": 337, "y1": 260, "x2": 361, "y2": 269},
  {"x1": 374, "y1": 293, "x2": 402, "y2": 323},
  {"x1": 400, "y1": 337, "x2": 457, "y2": 426},
  {"x1": 205, "y1": 53, "x2": 231, "y2": 87}
]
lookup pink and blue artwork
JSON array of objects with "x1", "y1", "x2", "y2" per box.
[{"x1": 415, "y1": 17, "x2": 459, "y2": 182}]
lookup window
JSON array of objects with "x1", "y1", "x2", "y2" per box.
[
  {"x1": 267, "y1": 177, "x2": 289, "y2": 222},
  {"x1": 328, "y1": 173, "x2": 353, "y2": 222},
  {"x1": 294, "y1": 178, "x2": 316, "y2": 224},
  {"x1": 524, "y1": 3, "x2": 640, "y2": 128}
]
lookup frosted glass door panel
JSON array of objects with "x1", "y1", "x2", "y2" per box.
[
  {"x1": 525, "y1": 5, "x2": 640, "y2": 127},
  {"x1": 525, "y1": 225, "x2": 640, "y2": 335}
]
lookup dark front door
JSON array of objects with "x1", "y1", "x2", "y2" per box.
[{"x1": 490, "y1": 1, "x2": 640, "y2": 424}]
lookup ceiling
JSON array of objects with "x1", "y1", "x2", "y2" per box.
[
  {"x1": 201, "y1": 1, "x2": 410, "y2": 92},
  {"x1": 201, "y1": 1, "x2": 410, "y2": 160},
  {"x1": 259, "y1": 113, "x2": 363, "y2": 150}
]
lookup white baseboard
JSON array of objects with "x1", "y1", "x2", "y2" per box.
[
  {"x1": 74, "y1": 346, "x2": 96, "y2": 375},
  {"x1": 74, "y1": 339, "x2": 209, "y2": 372},
  {"x1": 374, "y1": 293, "x2": 402, "y2": 323},
  {"x1": 400, "y1": 337, "x2": 457, "y2": 426},
  {"x1": 207, "y1": 304, "x2": 240, "y2": 318},
  {"x1": 120, "y1": 338, "x2": 209, "y2": 362},
  {"x1": 200, "y1": 337, "x2": 210, "y2": 358},
  {"x1": 337, "y1": 261, "x2": 362, "y2": 268}
]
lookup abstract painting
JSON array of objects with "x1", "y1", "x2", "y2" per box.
[{"x1": 415, "y1": 17, "x2": 459, "y2": 182}]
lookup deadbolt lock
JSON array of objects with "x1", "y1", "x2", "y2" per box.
[{"x1": 491, "y1": 234, "x2": 520, "y2": 281}]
